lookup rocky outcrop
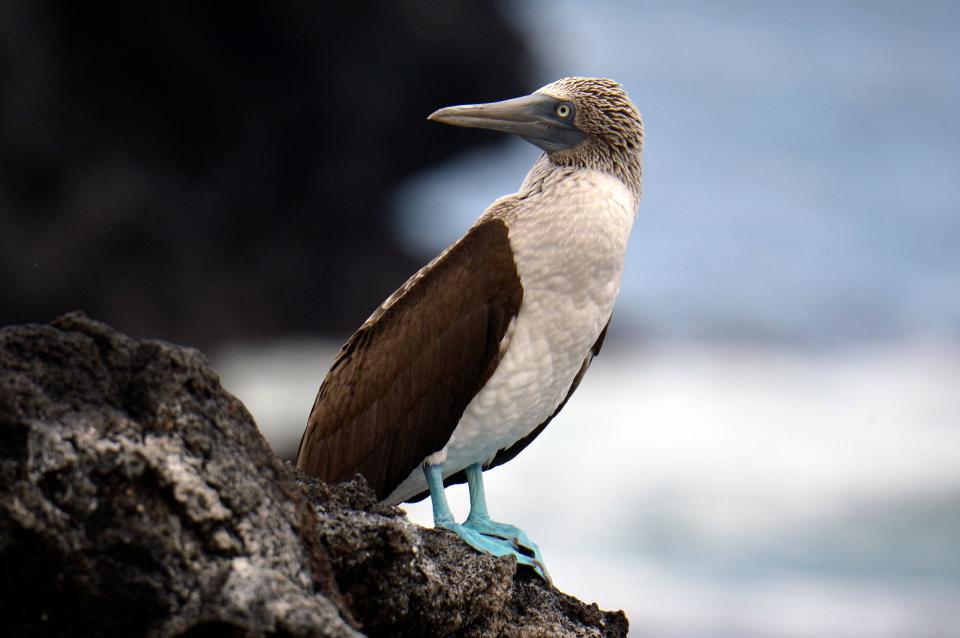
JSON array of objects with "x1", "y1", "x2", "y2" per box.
[{"x1": 0, "y1": 313, "x2": 628, "y2": 637}]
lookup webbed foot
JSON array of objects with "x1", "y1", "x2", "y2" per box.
[
  {"x1": 435, "y1": 519, "x2": 549, "y2": 579},
  {"x1": 463, "y1": 514, "x2": 551, "y2": 583}
]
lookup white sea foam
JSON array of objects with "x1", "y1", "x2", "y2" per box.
[{"x1": 216, "y1": 339, "x2": 960, "y2": 638}]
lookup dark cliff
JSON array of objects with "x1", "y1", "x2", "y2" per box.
[{"x1": 0, "y1": 313, "x2": 629, "y2": 637}]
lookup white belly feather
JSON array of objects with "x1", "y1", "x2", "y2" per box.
[{"x1": 385, "y1": 168, "x2": 636, "y2": 504}]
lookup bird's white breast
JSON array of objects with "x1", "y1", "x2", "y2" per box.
[{"x1": 386, "y1": 167, "x2": 636, "y2": 503}]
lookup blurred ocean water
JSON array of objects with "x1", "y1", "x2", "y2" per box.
[
  {"x1": 218, "y1": 341, "x2": 960, "y2": 637},
  {"x1": 394, "y1": 0, "x2": 960, "y2": 345},
  {"x1": 219, "y1": 1, "x2": 960, "y2": 636}
]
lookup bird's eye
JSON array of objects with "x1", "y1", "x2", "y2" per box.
[{"x1": 555, "y1": 103, "x2": 572, "y2": 118}]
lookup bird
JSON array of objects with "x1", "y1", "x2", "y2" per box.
[{"x1": 297, "y1": 77, "x2": 643, "y2": 582}]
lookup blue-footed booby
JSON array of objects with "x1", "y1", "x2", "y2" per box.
[{"x1": 297, "y1": 77, "x2": 643, "y2": 582}]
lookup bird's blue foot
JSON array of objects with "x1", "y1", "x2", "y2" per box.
[
  {"x1": 424, "y1": 462, "x2": 551, "y2": 583},
  {"x1": 463, "y1": 463, "x2": 552, "y2": 584},
  {"x1": 433, "y1": 519, "x2": 548, "y2": 575},
  {"x1": 463, "y1": 514, "x2": 549, "y2": 576}
]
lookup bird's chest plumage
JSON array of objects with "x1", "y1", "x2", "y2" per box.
[{"x1": 442, "y1": 168, "x2": 636, "y2": 472}]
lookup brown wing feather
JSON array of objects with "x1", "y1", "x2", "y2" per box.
[{"x1": 296, "y1": 218, "x2": 523, "y2": 500}]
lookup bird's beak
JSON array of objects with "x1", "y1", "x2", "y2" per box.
[{"x1": 428, "y1": 93, "x2": 585, "y2": 153}]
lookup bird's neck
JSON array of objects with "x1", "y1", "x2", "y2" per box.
[{"x1": 519, "y1": 154, "x2": 642, "y2": 214}]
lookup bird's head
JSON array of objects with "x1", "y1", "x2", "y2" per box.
[{"x1": 429, "y1": 77, "x2": 643, "y2": 197}]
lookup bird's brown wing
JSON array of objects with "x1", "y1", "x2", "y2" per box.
[{"x1": 296, "y1": 218, "x2": 523, "y2": 501}]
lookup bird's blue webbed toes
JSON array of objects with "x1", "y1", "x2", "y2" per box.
[
  {"x1": 424, "y1": 462, "x2": 550, "y2": 582},
  {"x1": 463, "y1": 514, "x2": 550, "y2": 580},
  {"x1": 461, "y1": 462, "x2": 552, "y2": 583},
  {"x1": 434, "y1": 519, "x2": 547, "y2": 575}
]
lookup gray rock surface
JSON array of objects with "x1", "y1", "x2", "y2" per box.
[{"x1": 0, "y1": 313, "x2": 628, "y2": 637}]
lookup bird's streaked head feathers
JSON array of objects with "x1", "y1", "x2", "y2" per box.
[{"x1": 535, "y1": 77, "x2": 644, "y2": 198}]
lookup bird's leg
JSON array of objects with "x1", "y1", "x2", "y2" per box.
[
  {"x1": 423, "y1": 463, "x2": 546, "y2": 575},
  {"x1": 462, "y1": 463, "x2": 551, "y2": 583},
  {"x1": 424, "y1": 462, "x2": 457, "y2": 526}
]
